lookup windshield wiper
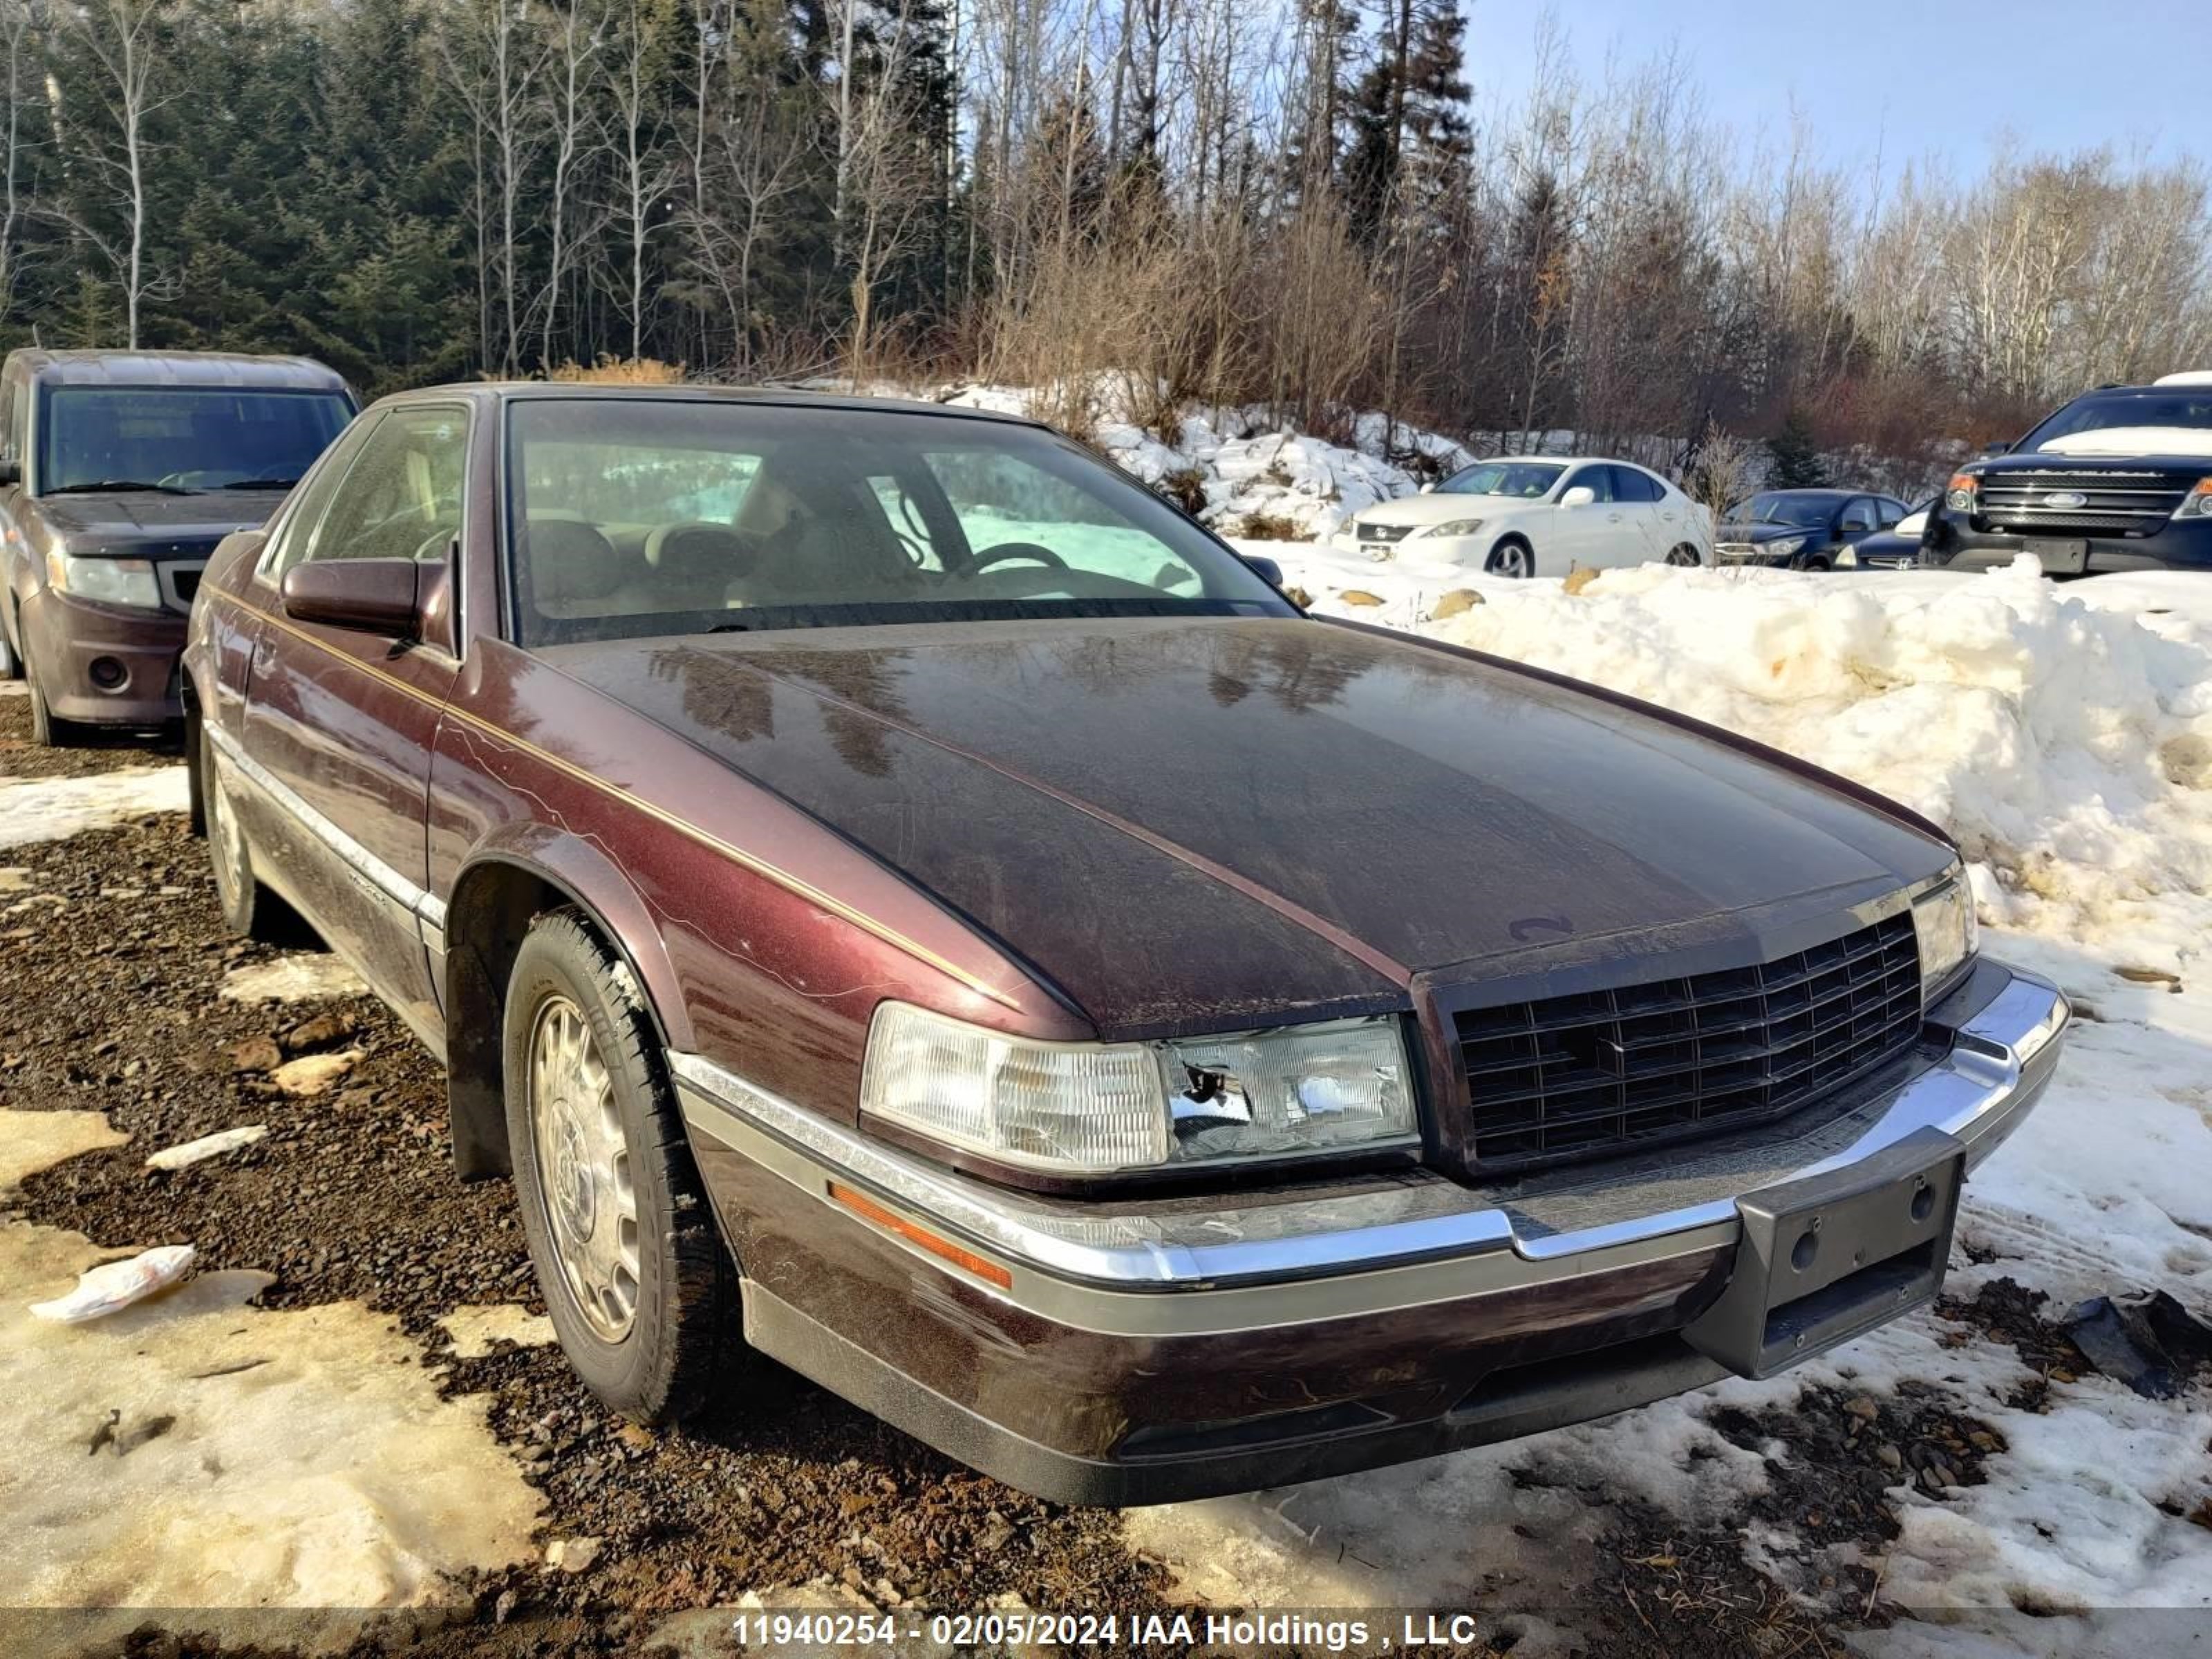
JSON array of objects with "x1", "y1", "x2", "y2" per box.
[
  {"x1": 44, "y1": 479, "x2": 200, "y2": 496},
  {"x1": 217, "y1": 477, "x2": 302, "y2": 491}
]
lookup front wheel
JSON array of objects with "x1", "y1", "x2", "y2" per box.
[
  {"x1": 1485, "y1": 537, "x2": 1534, "y2": 579},
  {"x1": 0, "y1": 606, "x2": 20, "y2": 681},
  {"x1": 23, "y1": 637, "x2": 77, "y2": 747},
  {"x1": 1665, "y1": 544, "x2": 1701, "y2": 567},
  {"x1": 504, "y1": 908, "x2": 738, "y2": 1423}
]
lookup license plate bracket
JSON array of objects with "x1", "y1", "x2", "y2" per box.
[
  {"x1": 1685, "y1": 1127, "x2": 1965, "y2": 1380},
  {"x1": 2023, "y1": 537, "x2": 2089, "y2": 574}
]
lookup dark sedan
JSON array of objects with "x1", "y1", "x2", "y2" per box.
[
  {"x1": 1718, "y1": 489, "x2": 1913, "y2": 570},
  {"x1": 181, "y1": 385, "x2": 2067, "y2": 1505}
]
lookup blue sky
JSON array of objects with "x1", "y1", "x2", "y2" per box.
[{"x1": 1462, "y1": 0, "x2": 2204, "y2": 177}]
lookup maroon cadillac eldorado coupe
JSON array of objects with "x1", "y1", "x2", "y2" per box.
[{"x1": 180, "y1": 385, "x2": 2068, "y2": 1505}]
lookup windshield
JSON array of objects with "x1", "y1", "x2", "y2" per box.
[
  {"x1": 1436, "y1": 461, "x2": 1564, "y2": 498},
  {"x1": 1731, "y1": 492, "x2": 1837, "y2": 529},
  {"x1": 505, "y1": 400, "x2": 1295, "y2": 644},
  {"x1": 2023, "y1": 391, "x2": 2212, "y2": 449},
  {"x1": 37, "y1": 386, "x2": 354, "y2": 494}
]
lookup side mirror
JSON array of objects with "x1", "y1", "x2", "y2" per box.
[
  {"x1": 1559, "y1": 486, "x2": 1596, "y2": 509},
  {"x1": 0, "y1": 457, "x2": 19, "y2": 487},
  {"x1": 1418, "y1": 480, "x2": 1435, "y2": 494},
  {"x1": 281, "y1": 557, "x2": 422, "y2": 635},
  {"x1": 1241, "y1": 552, "x2": 1284, "y2": 588},
  {"x1": 1981, "y1": 440, "x2": 2010, "y2": 456},
  {"x1": 1841, "y1": 518, "x2": 1873, "y2": 536}
]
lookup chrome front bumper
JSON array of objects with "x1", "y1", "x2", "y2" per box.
[
  {"x1": 671, "y1": 957, "x2": 2064, "y2": 1503},
  {"x1": 673, "y1": 959, "x2": 2065, "y2": 1302}
]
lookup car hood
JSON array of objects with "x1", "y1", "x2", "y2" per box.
[
  {"x1": 1355, "y1": 492, "x2": 1546, "y2": 527},
  {"x1": 541, "y1": 617, "x2": 1952, "y2": 1038},
  {"x1": 2033, "y1": 427, "x2": 2212, "y2": 461},
  {"x1": 32, "y1": 488, "x2": 286, "y2": 550}
]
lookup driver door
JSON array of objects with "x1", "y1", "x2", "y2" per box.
[
  {"x1": 238, "y1": 403, "x2": 469, "y2": 1043},
  {"x1": 1552, "y1": 465, "x2": 1617, "y2": 570}
]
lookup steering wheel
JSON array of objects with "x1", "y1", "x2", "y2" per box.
[{"x1": 965, "y1": 541, "x2": 1069, "y2": 575}]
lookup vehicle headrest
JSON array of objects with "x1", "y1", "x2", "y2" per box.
[{"x1": 525, "y1": 516, "x2": 628, "y2": 605}]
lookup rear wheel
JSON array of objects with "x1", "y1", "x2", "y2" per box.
[
  {"x1": 505, "y1": 908, "x2": 738, "y2": 1423},
  {"x1": 1485, "y1": 536, "x2": 1533, "y2": 579},
  {"x1": 1665, "y1": 544, "x2": 1701, "y2": 567}
]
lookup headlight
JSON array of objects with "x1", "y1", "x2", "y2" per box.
[
  {"x1": 1423, "y1": 518, "x2": 1485, "y2": 538},
  {"x1": 1835, "y1": 545, "x2": 1859, "y2": 568},
  {"x1": 46, "y1": 550, "x2": 161, "y2": 608},
  {"x1": 1946, "y1": 471, "x2": 1978, "y2": 513},
  {"x1": 1912, "y1": 872, "x2": 1977, "y2": 1002},
  {"x1": 1769, "y1": 535, "x2": 1808, "y2": 556},
  {"x1": 2173, "y1": 478, "x2": 2212, "y2": 520},
  {"x1": 860, "y1": 1003, "x2": 1417, "y2": 1174}
]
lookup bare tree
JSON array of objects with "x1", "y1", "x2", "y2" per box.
[
  {"x1": 44, "y1": 0, "x2": 170, "y2": 347},
  {"x1": 439, "y1": 0, "x2": 550, "y2": 375},
  {"x1": 599, "y1": 0, "x2": 676, "y2": 362}
]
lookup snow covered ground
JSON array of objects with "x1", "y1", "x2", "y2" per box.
[{"x1": 1130, "y1": 553, "x2": 2212, "y2": 1649}]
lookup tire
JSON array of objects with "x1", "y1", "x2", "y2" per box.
[
  {"x1": 504, "y1": 908, "x2": 738, "y2": 1423},
  {"x1": 0, "y1": 604, "x2": 19, "y2": 682},
  {"x1": 1801, "y1": 556, "x2": 1830, "y2": 572},
  {"x1": 1665, "y1": 544, "x2": 1701, "y2": 568},
  {"x1": 200, "y1": 722, "x2": 296, "y2": 941},
  {"x1": 1485, "y1": 536, "x2": 1534, "y2": 579},
  {"x1": 23, "y1": 636, "x2": 77, "y2": 747},
  {"x1": 185, "y1": 706, "x2": 207, "y2": 838}
]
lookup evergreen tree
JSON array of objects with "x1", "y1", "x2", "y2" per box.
[{"x1": 1765, "y1": 408, "x2": 1829, "y2": 487}]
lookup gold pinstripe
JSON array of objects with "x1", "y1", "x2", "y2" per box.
[{"x1": 213, "y1": 591, "x2": 1022, "y2": 1009}]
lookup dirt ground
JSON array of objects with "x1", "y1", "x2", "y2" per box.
[{"x1": 0, "y1": 692, "x2": 2137, "y2": 1659}]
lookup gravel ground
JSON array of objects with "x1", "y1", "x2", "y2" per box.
[{"x1": 0, "y1": 693, "x2": 2126, "y2": 1658}]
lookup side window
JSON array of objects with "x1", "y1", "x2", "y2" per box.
[
  {"x1": 261, "y1": 411, "x2": 383, "y2": 581},
  {"x1": 1564, "y1": 466, "x2": 1614, "y2": 503},
  {"x1": 1839, "y1": 495, "x2": 1879, "y2": 534},
  {"x1": 1611, "y1": 466, "x2": 1664, "y2": 503},
  {"x1": 1877, "y1": 498, "x2": 1907, "y2": 527},
  {"x1": 0, "y1": 379, "x2": 17, "y2": 468},
  {"x1": 299, "y1": 405, "x2": 468, "y2": 569}
]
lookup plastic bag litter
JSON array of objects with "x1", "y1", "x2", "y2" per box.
[
  {"x1": 29, "y1": 1245, "x2": 196, "y2": 1324},
  {"x1": 146, "y1": 1125, "x2": 268, "y2": 1171}
]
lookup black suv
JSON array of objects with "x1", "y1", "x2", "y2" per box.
[
  {"x1": 0, "y1": 350, "x2": 356, "y2": 742},
  {"x1": 1924, "y1": 379, "x2": 2212, "y2": 575}
]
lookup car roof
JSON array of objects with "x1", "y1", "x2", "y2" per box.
[
  {"x1": 389, "y1": 381, "x2": 1042, "y2": 427},
  {"x1": 8, "y1": 348, "x2": 349, "y2": 391},
  {"x1": 1464, "y1": 454, "x2": 1660, "y2": 470},
  {"x1": 1747, "y1": 487, "x2": 1856, "y2": 500}
]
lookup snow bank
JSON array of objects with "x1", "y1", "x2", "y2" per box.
[
  {"x1": 939, "y1": 381, "x2": 1465, "y2": 541},
  {"x1": 0, "y1": 767, "x2": 190, "y2": 849},
  {"x1": 1414, "y1": 557, "x2": 2212, "y2": 951}
]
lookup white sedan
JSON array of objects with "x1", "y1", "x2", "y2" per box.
[{"x1": 1339, "y1": 456, "x2": 1709, "y2": 577}]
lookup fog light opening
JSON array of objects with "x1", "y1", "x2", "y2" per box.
[{"x1": 87, "y1": 655, "x2": 127, "y2": 690}]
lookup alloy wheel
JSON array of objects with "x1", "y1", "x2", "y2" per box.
[
  {"x1": 1665, "y1": 545, "x2": 1700, "y2": 567},
  {"x1": 529, "y1": 994, "x2": 640, "y2": 1342},
  {"x1": 1488, "y1": 543, "x2": 1531, "y2": 578}
]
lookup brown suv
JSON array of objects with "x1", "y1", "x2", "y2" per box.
[
  {"x1": 0, "y1": 349, "x2": 355, "y2": 742},
  {"x1": 182, "y1": 384, "x2": 2068, "y2": 1504}
]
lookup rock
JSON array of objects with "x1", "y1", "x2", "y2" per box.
[
  {"x1": 544, "y1": 1537, "x2": 603, "y2": 1574},
  {"x1": 2062, "y1": 1289, "x2": 2212, "y2": 1398},
  {"x1": 270, "y1": 1049, "x2": 362, "y2": 1097},
  {"x1": 2113, "y1": 965, "x2": 2184, "y2": 992},
  {"x1": 1430, "y1": 588, "x2": 1484, "y2": 619},
  {"x1": 616, "y1": 1423, "x2": 655, "y2": 1452},
  {"x1": 229, "y1": 1036, "x2": 283, "y2": 1074},
  {"x1": 1338, "y1": 589, "x2": 1385, "y2": 606},
  {"x1": 976, "y1": 1510, "x2": 1017, "y2": 1552},
  {"x1": 1284, "y1": 585, "x2": 1313, "y2": 608},
  {"x1": 1562, "y1": 566, "x2": 1601, "y2": 595},
  {"x1": 281, "y1": 1012, "x2": 353, "y2": 1054},
  {"x1": 1875, "y1": 1443, "x2": 1902, "y2": 1470},
  {"x1": 493, "y1": 1590, "x2": 517, "y2": 1626},
  {"x1": 1843, "y1": 1395, "x2": 1881, "y2": 1423}
]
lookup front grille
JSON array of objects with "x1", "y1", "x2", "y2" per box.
[
  {"x1": 1455, "y1": 911, "x2": 1922, "y2": 1174},
  {"x1": 1978, "y1": 469, "x2": 2190, "y2": 538},
  {"x1": 1358, "y1": 521, "x2": 1413, "y2": 543}
]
